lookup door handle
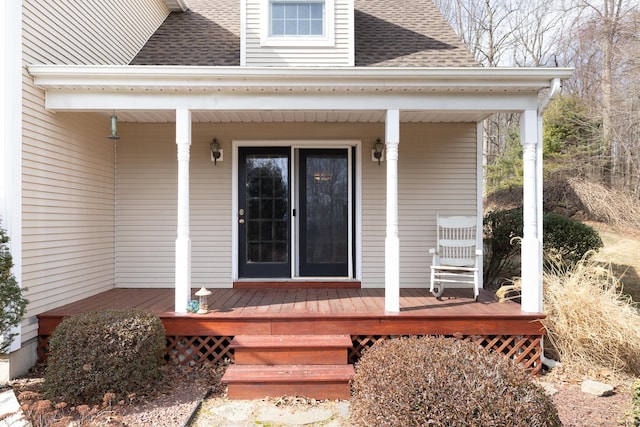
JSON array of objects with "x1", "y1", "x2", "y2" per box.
[{"x1": 239, "y1": 219, "x2": 245, "y2": 224}]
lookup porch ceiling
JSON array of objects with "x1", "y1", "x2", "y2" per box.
[{"x1": 113, "y1": 109, "x2": 491, "y2": 123}]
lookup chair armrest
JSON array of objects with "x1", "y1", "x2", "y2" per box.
[
  {"x1": 475, "y1": 249, "x2": 483, "y2": 256},
  {"x1": 429, "y1": 248, "x2": 437, "y2": 254}
]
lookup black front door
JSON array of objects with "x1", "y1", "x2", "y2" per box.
[
  {"x1": 238, "y1": 147, "x2": 291, "y2": 278},
  {"x1": 238, "y1": 147, "x2": 351, "y2": 278},
  {"x1": 298, "y1": 149, "x2": 349, "y2": 277}
]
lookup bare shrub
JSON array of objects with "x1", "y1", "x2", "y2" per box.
[
  {"x1": 484, "y1": 177, "x2": 640, "y2": 231},
  {"x1": 44, "y1": 309, "x2": 166, "y2": 405},
  {"x1": 567, "y1": 178, "x2": 640, "y2": 229},
  {"x1": 350, "y1": 336, "x2": 560, "y2": 427},
  {"x1": 542, "y1": 256, "x2": 640, "y2": 377}
]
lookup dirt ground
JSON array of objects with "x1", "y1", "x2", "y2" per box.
[{"x1": 9, "y1": 362, "x2": 637, "y2": 426}]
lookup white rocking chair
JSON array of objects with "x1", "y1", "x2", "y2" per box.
[{"x1": 429, "y1": 215, "x2": 481, "y2": 301}]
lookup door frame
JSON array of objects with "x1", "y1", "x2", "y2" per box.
[{"x1": 232, "y1": 140, "x2": 362, "y2": 281}]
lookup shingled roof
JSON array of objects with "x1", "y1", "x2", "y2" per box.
[{"x1": 131, "y1": 0, "x2": 477, "y2": 67}]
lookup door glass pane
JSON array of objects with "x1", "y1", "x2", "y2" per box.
[
  {"x1": 305, "y1": 153, "x2": 348, "y2": 264},
  {"x1": 245, "y1": 155, "x2": 289, "y2": 263}
]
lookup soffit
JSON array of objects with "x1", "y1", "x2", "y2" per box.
[
  {"x1": 162, "y1": 0, "x2": 189, "y2": 12},
  {"x1": 113, "y1": 110, "x2": 491, "y2": 123}
]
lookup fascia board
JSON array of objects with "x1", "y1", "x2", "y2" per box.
[{"x1": 28, "y1": 65, "x2": 575, "y2": 93}]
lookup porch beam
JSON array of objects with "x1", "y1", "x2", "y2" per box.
[
  {"x1": 520, "y1": 109, "x2": 542, "y2": 313},
  {"x1": 385, "y1": 109, "x2": 400, "y2": 313},
  {"x1": 175, "y1": 109, "x2": 192, "y2": 313},
  {"x1": 40, "y1": 91, "x2": 541, "y2": 113}
]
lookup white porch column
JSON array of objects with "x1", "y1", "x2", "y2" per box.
[
  {"x1": 175, "y1": 109, "x2": 192, "y2": 313},
  {"x1": 385, "y1": 109, "x2": 400, "y2": 313},
  {"x1": 520, "y1": 109, "x2": 543, "y2": 313}
]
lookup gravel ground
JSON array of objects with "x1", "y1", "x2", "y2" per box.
[{"x1": 10, "y1": 364, "x2": 636, "y2": 426}]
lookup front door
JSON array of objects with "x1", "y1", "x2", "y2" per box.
[
  {"x1": 237, "y1": 147, "x2": 352, "y2": 278},
  {"x1": 238, "y1": 148, "x2": 291, "y2": 278},
  {"x1": 298, "y1": 149, "x2": 349, "y2": 276}
]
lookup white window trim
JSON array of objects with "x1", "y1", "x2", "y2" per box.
[{"x1": 260, "y1": 0, "x2": 335, "y2": 47}]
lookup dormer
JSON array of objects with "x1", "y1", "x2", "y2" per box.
[{"x1": 241, "y1": 0, "x2": 354, "y2": 66}]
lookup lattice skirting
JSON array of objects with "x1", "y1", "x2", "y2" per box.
[
  {"x1": 165, "y1": 336, "x2": 234, "y2": 364},
  {"x1": 349, "y1": 334, "x2": 543, "y2": 375},
  {"x1": 38, "y1": 333, "x2": 542, "y2": 374}
]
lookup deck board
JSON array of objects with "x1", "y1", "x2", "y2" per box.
[{"x1": 38, "y1": 287, "x2": 544, "y2": 337}]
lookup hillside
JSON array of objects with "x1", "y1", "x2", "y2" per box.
[{"x1": 589, "y1": 222, "x2": 640, "y2": 303}]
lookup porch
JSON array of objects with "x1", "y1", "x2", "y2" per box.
[{"x1": 37, "y1": 286, "x2": 545, "y2": 375}]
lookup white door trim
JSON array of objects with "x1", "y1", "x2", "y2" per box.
[{"x1": 231, "y1": 139, "x2": 362, "y2": 281}]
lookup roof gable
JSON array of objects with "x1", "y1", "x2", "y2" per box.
[{"x1": 132, "y1": 0, "x2": 477, "y2": 67}]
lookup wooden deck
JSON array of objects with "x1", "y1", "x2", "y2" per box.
[{"x1": 37, "y1": 287, "x2": 545, "y2": 373}]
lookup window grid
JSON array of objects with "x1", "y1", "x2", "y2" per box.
[{"x1": 271, "y1": 1, "x2": 324, "y2": 36}]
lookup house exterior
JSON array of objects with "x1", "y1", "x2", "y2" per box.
[{"x1": 1, "y1": 0, "x2": 572, "y2": 379}]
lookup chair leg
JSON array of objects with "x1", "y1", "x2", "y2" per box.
[
  {"x1": 430, "y1": 269, "x2": 445, "y2": 298},
  {"x1": 473, "y1": 270, "x2": 479, "y2": 301}
]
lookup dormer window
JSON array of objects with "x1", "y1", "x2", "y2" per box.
[
  {"x1": 271, "y1": 1, "x2": 324, "y2": 36},
  {"x1": 261, "y1": 0, "x2": 335, "y2": 47}
]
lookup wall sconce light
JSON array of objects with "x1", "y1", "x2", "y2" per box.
[
  {"x1": 372, "y1": 138, "x2": 384, "y2": 165},
  {"x1": 107, "y1": 113, "x2": 120, "y2": 140},
  {"x1": 195, "y1": 285, "x2": 212, "y2": 314},
  {"x1": 210, "y1": 138, "x2": 223, "y2": 165}
]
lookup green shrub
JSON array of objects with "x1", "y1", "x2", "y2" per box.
[
  {"x1": 350, "y1": 336, "x2": 560, "y2": 427},
  {"x1": 44, "y1": 309, "x2": 166, "y2": 405},
  {"x1": 0, "y1": 221, "x2": 28, "y2": 354},
  {"x1": 483, "y1": 208, "x2": 603, "y2": 286},
  {"x1": 483, "y1": 207, "x2": 523, "y2": 287},
  {"x1": 542, "y1": 212, "x2": 602, "y2": 266}
]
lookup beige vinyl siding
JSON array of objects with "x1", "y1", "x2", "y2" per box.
[
  {"x1": 245, "y1": 0, "x2": 352, "y2": 66},
  {"x1": 23, "y1": 0, "x2": 168, "y2": 65},
  {"x1": 115, "y1": 124, "x2": 179, "y2": 288},
  {"x1": 398, "y1": 123, "x2": 477, "y2": 287},
  {"x1": 116, "y1": 122, "x2": 476, "y2": 289},
  {"x1": 19, "y1": 0, "x2": 168, "y2": 343},
  {"x1": 116, "y1": 123, "x2": 234, "y2": 288},
  {"x1": 361, "y1": 123, "x2": 477, "y2": 288},
  {"x1": 20, "y1": 97, "x2": 116, "y2": 341}
]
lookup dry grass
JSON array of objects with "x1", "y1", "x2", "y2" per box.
[
  {"x1": 588, "y1": 221, "x2": 640, "y2": 303},
  {"x1": 568, "y1": 178, "x2": 640, "y2": 230},
  {"x1": 542, "y1": 256, "x2": 640, "y2": 378}
]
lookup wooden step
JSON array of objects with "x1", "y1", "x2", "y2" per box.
[
  {"x1": 231, "y1": 335, "x2": 353, "y2": 365},
  {"x1": 222, "y1": 364, "x2": 355, "y2": 400}
]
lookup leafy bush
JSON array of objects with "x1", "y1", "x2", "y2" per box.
[
  {"x1": 483, "y1": 207, "x2": 524, "y2": 287},
  {"x1": 350, "y1": 336, "x2": 560, "y2": 427},
  {"x1": 543, "y1": 212, "x2": 602, "y2": 266},
  {"x1": 483, "y1": 208, "x2": 603, "y2": 286},
  {"x1": 44, "y1": 309, "x2": 166, "y2": 405},
  {"x1": 0, "y1": 221, "x2": 28, "y2": 354}
]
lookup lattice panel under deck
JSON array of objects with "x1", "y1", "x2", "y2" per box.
[
  {"x1": 38, "y1": 333, "x2": 541, "y2": 373},
  {"x1": 467, "y1": 335, "x2": 543, "y2": 375},
  {"x1": 348, "y1": 335, "x2": 393, "y2": 362},
  {"x1": 37, "y1": 335, "x2": 50, "y2": 362},
  {"x1": 166, "y1": 336, "x2": 234, "y2": 365},
  {"x1": 349, "y1": 334, "x2": 543, "y2": 374}
]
